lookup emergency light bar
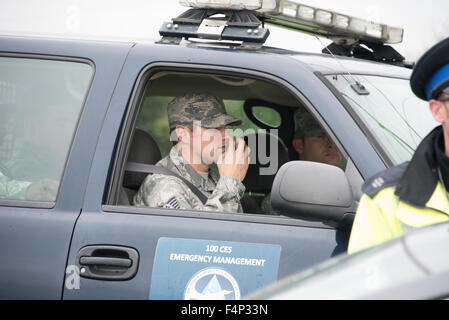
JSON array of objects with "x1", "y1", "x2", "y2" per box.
[
  {"x1": 177, "y1": 0, "x2": 404, "y2": 45},
  {"x1": 264, "y1": 0, "x2": 403, "y2": 44},
  {"x1": 159, "y1": 0, "x2": 406, "y2": 63},
  {"x1": 179, "y1": 0, "x2": 278, "y2": 12}
]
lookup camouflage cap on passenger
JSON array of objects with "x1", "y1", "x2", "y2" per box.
[
  {"x1": 294, "y1": 108, "x2": 326, "y2": 137},
  {"x1": 167, "y1": 93, "x2": 242, "y2": 130}
]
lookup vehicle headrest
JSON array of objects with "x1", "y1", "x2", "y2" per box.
[
  {"x1": 243, "y1": 132, "x2": 289, "y2": 193},
  {"x1": 124, "y1": 129, "x2": 162, "y2": 190},
  {"x1": 128, "y1": 129, "x2": 162, "y2": 165}
]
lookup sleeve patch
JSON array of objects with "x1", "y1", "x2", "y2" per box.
[
  {"x1": 362, "y1": 162, "x2": 409, "y2": 198},
  {"x1": 163, "y1": 197, "x2": 181, "y2": 209}
]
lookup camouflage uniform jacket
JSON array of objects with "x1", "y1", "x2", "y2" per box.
[
  {"x1": 133, "y1": 147, "x2": 245, "y2": 213},
  {"x1": 0, "y1": 171, "x2": 32, "y2": 200}
]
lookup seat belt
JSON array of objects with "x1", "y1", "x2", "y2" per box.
[{"x1": 125, "y1": 162, "x2": 208, "y2": 205}]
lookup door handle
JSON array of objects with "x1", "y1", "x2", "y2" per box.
[
  {"x1": 75, "y1": 245, "x2": 139, "y2": 281},
  {"x1": 79, "y1": 256, "x2": 132, "y2": 268}
]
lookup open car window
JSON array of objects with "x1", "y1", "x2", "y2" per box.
[{"x1": 110, "y1": 69, "x2": 357, "y2": 218}]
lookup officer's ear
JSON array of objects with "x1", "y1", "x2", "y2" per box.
[
  {"x1": 292, "y1": 138, "x2": 304, "y2": 156},
  {"x1": 429, "y1": 99, "x2": 447, "y2": 124}
]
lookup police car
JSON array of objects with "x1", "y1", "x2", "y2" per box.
[{"x1": 0, "y1": 0, "x2": 438, "y2": 299}]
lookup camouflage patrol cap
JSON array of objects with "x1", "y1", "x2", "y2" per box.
[
  {"x1": 294, "y1": 108, "x2": 326, "y2": 137},
  {"x1": 167, "y1": 93, "x2": 242, "y2": 130}
]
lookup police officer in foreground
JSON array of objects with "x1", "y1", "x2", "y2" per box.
[
  {"x1": 348, "y1": 37, "x2": 449, "y2": 254},
  {"x1": 133, "y1": 93, "x2": 250, "y2": 213}
]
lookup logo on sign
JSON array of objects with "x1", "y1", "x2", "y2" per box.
[{"x1": 184, "y1": 268, "x2": 241, "y2": 300}]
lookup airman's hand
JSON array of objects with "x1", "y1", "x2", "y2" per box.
[{"x1": 217, "y1": 137, "x2": 250, "y2": 182}]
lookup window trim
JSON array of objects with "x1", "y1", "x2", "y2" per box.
[
  {"x1": 0, "y1": 53, "x2": 95, "y2": 208},
  {"x1": 105, "y1": 62, "x2": 359, "y2": 228},
  {"x1": 102, "y1": 204, "x2": 335, "y2": 229}
]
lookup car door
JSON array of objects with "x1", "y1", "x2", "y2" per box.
[
  {"x1": 0, "y1": 37, "x2": 132, "y2": 299},
  {"x1": 63, "y1": 42, "x2": 383, "y2": 300}
]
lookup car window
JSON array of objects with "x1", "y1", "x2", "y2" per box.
[
  {"x1": 326, "y1": 74, "x2": 438, "y2": 165},
  {"x1": 0, "y1": 57, "x2": 92, "y2": 202},
  {"x1": 115, "y1": 70, "x2": 358, "y2": 218}
]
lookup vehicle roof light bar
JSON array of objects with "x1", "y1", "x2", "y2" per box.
[
  {"x1": 262, "y1": 0, "x2": 404, "y2": 45},
  {"x1": 179, "y1": 0, "x2": 278, "y2": 12},
  {"x1": 259, "y1": 1, "x2": 407, "y2": 65},
  {"x1": 159, "y1": 0, "x2": 406, "y2": 59},
  {"x1": 176, "y1": 1, "x2": 404, "y2": 44}
]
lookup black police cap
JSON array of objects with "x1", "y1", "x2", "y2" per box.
[{"x1": 410, "y1": 37, "x2": 449, "y2": 101}]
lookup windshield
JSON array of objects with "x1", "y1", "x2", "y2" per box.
[{"x1": 326, "y1": 74, "x2": 438, "y2": 165}]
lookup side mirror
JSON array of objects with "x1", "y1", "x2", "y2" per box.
[{"x1": 271, "y1": 161, "x2": 356, "y2": 225}]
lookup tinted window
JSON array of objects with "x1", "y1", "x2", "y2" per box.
[{"x1": 0, "y1": 57, "x2": 92, "y2": 202}]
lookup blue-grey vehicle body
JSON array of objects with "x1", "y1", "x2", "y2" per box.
[{"x1": 0, "y1": 34, "x2": 402, "y2": 299}]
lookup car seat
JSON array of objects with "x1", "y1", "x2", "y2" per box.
[
  {"x1": 119, "y1": 128, "x2": 162, "y2": 205},
  {"x1": 241, "y1": 132, "x2": 289, "y2": 214}
]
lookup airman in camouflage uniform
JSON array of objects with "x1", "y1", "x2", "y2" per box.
[{"x1": 133, "y1": 93, "x2": 248, "y2": 213}]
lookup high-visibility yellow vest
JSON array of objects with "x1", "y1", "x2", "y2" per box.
[
  {"x1": 348, "y1": 182, "x2": 449, "y2": 254},
  {"x1": 348, "y1": 126, "x2": 449, "y2": 254}
]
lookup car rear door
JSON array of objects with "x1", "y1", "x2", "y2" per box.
[
  {"x1": 63, "y1": 42, "x2": 382, "y2": 300},
  {"x1": 0, "y1": 36, "x2": 131, "y2": 299}
]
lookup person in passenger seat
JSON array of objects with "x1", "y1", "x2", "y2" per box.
[
  {"x1": 261, "y1": 108, "x2": 344, "y2": 215},
  {"x1": 291, "y1": 108, "x2": 344, "y2": 168},
  {"x1": 133, "y1": 93, "x2": 250, "y2": 213}
]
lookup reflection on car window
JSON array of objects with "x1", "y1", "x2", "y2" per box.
[
  {"x1": 327, "y1": 75, "x2": 438, "y2": 165},
  {"x1": 0, "y1": 57, "x2": 92, "y2": 202}
]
